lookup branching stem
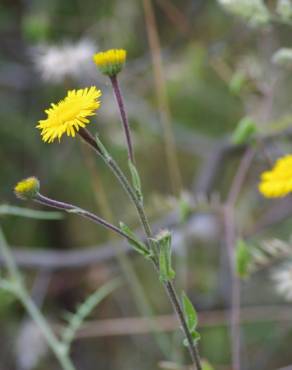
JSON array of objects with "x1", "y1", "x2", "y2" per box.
[{"x1": 77, "y1": 128, "x2": 202, "y2": 370}]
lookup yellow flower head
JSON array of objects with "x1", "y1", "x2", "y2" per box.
[
  {"x1": 93, "y1": 49, "x2": 126, "y2": 76},
  {"x1": 258, "y1": 154, "x2": 292, "y2": 198},
  {"x1": 14, "y1": 177, "x2": 40, "y2": 200},
  {"x1": 37, "y1": 86, "x2": 101, "y2": 143}
]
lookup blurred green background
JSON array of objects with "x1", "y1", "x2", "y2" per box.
[{"x1": 2, "y1": 0, "x2": 292, "y2": 369}]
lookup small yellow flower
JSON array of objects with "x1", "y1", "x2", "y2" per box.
[
  {"x1": 258, "y1": 154, "x2": 292, "y2": 198},
  {"x1": 93, "y1": 49, "x2": 126, "y2": 76},
  {"x1": 37, "y1": 86, "x2": 101, "y2": 143},
  {"x1": 14, "y1": 177, "x2": 40, "y2": 200}
]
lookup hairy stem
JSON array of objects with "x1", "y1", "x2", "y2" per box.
[
  {"x1": 110, "y1": 75, "x2": 135, "y2": 163},
  {"x1": 165, "y1": 281, "x2": 202, "y2": 370},
  {"x1": 36, "y1": 191, "x2": 171, "y2": 355},
  {"x1": 35, "y1": 194, "x2": 138, "y2": 245},
  {"x1": 77, "y1": 129, "x2": 202, "y2": 369},
  {"x1": 78, "y1": 129, "x2": 153, "y2": 242}
]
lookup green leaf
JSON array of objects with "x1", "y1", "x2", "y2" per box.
[
  {"x1": 0, "y1": 204, "x2": 63, "y2": 220},
  {"x1": 128, "y1": 160, "x2": 143, "y2": 203},
  {"x1": 61, "y1": 279, "x2": 120, "y2": 349},
  {"x1": 119, "y1": 222, "x2": 151, "y2": 257},
  {"x1": 231, "y1": 116, "x2": 257, "y2": 145},
  {"x1": 235, "y1": 239, "x2": 252, "y2": 278},
  {"x1": 128, "y1": 160, "x2": 142, "y2": 192},
  {"x1": 181, "y1": 291, "x2": 198, "y2": 332},
  {"x1": 156, "y1": 230, "x2": 175, "y2": 282},
  {"x1": 95, "y1": 135, "x2": 111, "y2": 161}
]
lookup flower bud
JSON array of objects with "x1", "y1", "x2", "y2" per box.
[
  {"x1": 14, "y1": 177, "x2": 40, "y2": 200},
  {"x1": 93, "y1": 49, "x2": 126, "y2": 77}
]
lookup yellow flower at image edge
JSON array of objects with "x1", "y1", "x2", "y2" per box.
[
  {"x1": 93, "y1": 49, "x2": 126, "y2": 76},
  {"x1": 14, "y1": 177, "x2": 40, "y2": 200},
  {"x1": 259, "y1": 154, "x2": 292, "y2": 198},
  {"x1": 37, "y1": 86, "x2": 101, "y2": 143}
]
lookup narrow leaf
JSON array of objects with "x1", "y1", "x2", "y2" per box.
[
  {"x1": 157, "y1": 231, "x2": 175, "y2": 282},
  {"x1": 128, "y1": 160, "x2": 141, "y2": 192},
  {"x1": 0, "y1": 204, "x2": 63, "y2": 220},
  {"x1": 128, "y1": 160, "x2": 143, "y2": 203},
  {"x1": 95, "y1": 135, "x2": 111, "y2": 161},
  {"x1": 61, "y1": 279, "x2": 120, "y2": 348},
  {"x1": 235, "y1": 239, "x2": 252, "y2": 278},
  {"x1": 181, "y1": 291, "x2": 198, "y2": 332},
  {"x1": 120, "y1": 222, "x2": 150, "y2": 257}
]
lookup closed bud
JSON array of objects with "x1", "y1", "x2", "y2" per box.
[
  {"x1": 14, "y1": 177, "x2": 40, "y2": 200},
  {"x1": 93, "y1": 49, "x2": 126, "y2": 77}
]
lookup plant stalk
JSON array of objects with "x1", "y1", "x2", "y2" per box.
[
  {"x1": 77, "y1": 129, "x2": 202, "y2": 369},
  {"x1": 17, "y1": 288, "x2": 76, "y2": 370},
  {"x1": 35, "y1": 193, "x2": 138, "y2": 245},
  {"x1": 164, "y1": 281, "x2": 202, "y2": 370},
  {"x1": 0, "y1": 227, "x2": 76, "y2": 370},
  {"x1": 110, "y1": 75, "x2": 135, "y2": 163}
]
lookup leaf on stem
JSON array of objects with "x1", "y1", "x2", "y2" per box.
[
  {"x1": 181, "y1": 291, "x2": 198, "y2": 332},
  {"x1": 95, "y1": 134, "x2": 111, "y2": 161},
  {"x1": 181, "y1": 291, "x2": 201, "y2": 347},
  {"x1": 119, "y1": 222, "x2": 151, "y2": 257},
  {"x1": 128, "y1": 160, "x2": 143, "y2": 203},
  {"x1": 155, "y1": 230, "x2": 175, "y2": 282}
]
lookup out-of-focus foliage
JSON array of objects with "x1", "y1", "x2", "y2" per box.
[{"x1": 2, "y1": 0, "x2": 292, "y2": 369}]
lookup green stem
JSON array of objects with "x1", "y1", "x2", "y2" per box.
[
  {"x1": 77, "y1": 129, "x2": 202, "y2": 369},
  {"x1": 165, "y1": 281, "x2": 202, "y2": 370},
  {"x1": 0, "y1": 226, "x2": 21, "y2": 280},
  {"x1": 0, "y1": 226, "x2": 76, "y2": 370},
  {"x1": 107, "y1": 157, "x2": 153, "y2": 238},
  {"x1": 78, "y1": 129, "x2": 153, "y2": 241},
  {"x1": 35, "y1": 193, "x2": 139, "y2": 244},
  {"x1": 106, "y1": 161, "x2": 202, "y2": 369},
  {"x1": 35, "y1": 193, "x2": 170, "y2": 356},
  {"x1": 17, "y1": 288, "x2": 75, "y2": 370}
]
